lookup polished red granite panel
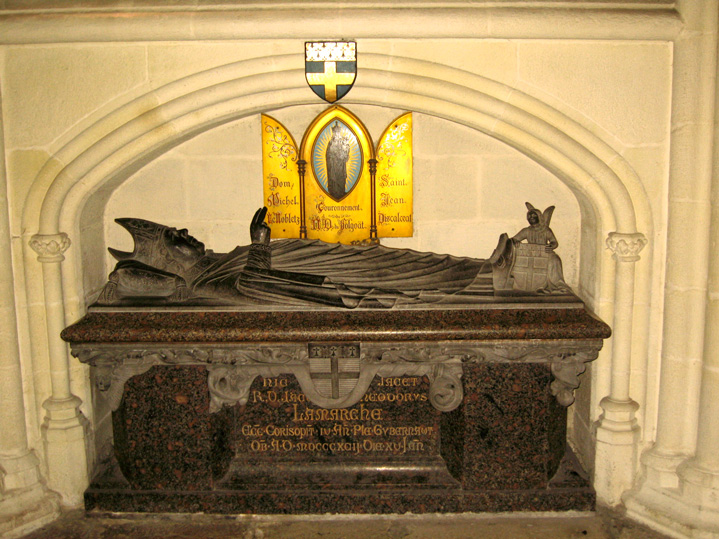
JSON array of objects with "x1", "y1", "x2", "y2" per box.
[
  {"x1": 112, "y1": 365, "x2": 234, "y2": 491},
  {"x1": 440, "y1": 363, "x2": 565, "y2": 490},
  {"x1": 86, "y1": 365, "x2": 590, "y2": 514},
  {"x1": 62, "y1": 307, "x2": 610, "y2": 344}
]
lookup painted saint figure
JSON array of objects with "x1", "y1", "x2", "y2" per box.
[{"x1": 325, "y1": 122, "x2": 350, "y2": 200}]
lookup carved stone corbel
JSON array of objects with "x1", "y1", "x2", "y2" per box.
[
  {"x1": 74, "y1": 349, "x2": 157, "y2": 411},
  {"x1": 549, "y1": 349, "x2": 599, "y2": 406},
  {"x1": 207, "y1": 365, "x2": 260, "y2": 413}
]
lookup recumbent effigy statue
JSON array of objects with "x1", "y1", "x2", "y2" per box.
[{"x1": 96, "y1": 203, "x2": 571, "y2": 309}]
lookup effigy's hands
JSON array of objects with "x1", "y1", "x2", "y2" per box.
[{"x1": 250, "y1": 207, "x2": 271, "y2": 245}]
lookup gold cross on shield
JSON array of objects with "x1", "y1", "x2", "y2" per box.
[{"x1": 306, "y1": 62, "x2": 356, "y2": 103}]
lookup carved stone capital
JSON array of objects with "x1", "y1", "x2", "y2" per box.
[
  {"x1": 29, "y1": 233, "x2": 71, "y2": 263},
  {"x1": 606, "y1": 232, "x2": 647, "y2": 262}
]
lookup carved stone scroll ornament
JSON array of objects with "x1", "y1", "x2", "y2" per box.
[
  {"x1": 364, "y1": 344, "x2": 471, "y2": 412},
  {"x1": 74, "y1": 349, "x2": 157, "y2": 411},
  {"x1": 426, "y1": 363, "x2": 464, "y2": 412},
  {"x1": 207, "y1": 366, "x2": 254, "y2": 413}
]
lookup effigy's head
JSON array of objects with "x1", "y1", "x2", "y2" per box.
[{"x1": 109, "y1": 218, "x2": 206, "y2": 275}]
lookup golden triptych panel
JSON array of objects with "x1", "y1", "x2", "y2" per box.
[{"x1": 262, "y1": 106, "x2": 413, "y2": 244}]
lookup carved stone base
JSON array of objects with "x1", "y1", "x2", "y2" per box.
[
  {"x1": 83, "y1": 362, "x2": 594, "y2": 514},
  {"x1": 63, "y1": 305, "x2": 608, "y2": 515},
  {"x1": 0, "y1": 484, "x2": 60, "y2": 539},
  {"x1": 86, "y1": 456, "x2": 594, "y2": 515}
]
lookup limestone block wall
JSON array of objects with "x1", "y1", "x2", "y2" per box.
[{"x1": 1, "y1": 2, "x2": 717, "y2": 538}]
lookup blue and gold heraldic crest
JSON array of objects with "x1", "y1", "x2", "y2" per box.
[{"x1": 305, "y1": 42, "x2": 357, "y2": 103}]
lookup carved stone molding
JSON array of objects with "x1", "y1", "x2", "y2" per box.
[
  {"x1": 364, "y1": 343, "x2": 478, "y2": 363},
  {"x1": 29, "y1": 233, "x2": 71, "y2": 263},
  {"x1": 71, "y1": 339, "x2": 602, "y2": 412},
  {"x1": 72, "y1": 344, "x2": 308, "y2": 412},
  {"x1": 606, "y1": 232, "x2": 647, "y2": 262}
]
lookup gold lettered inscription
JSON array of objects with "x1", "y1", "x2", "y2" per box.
[
  {"x1": 376, "y1": 113, "x2": 413, "y2": 237},
  {"x1": 238, "y1": 375, "x2": 436, "y2": 456},
  {"x1": 300, "y1": 106, "x2": 374, "y2": 244},
  {"x1": 261, "y1": 115, "x2": 301, "y2": 238}
]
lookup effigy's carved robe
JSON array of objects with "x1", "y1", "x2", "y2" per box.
[{"x1": 191, "y1": 239, "x2": 492, "y2": 309}]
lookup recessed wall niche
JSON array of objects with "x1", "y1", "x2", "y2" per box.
[{"x1": 101, "y1": 105, "x2": 580, "y2": 299}]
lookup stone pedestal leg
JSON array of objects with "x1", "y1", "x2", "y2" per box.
[
  {"x1": 0, "y1": 103, "x2": 60, "y2": 537},
  {"x1": 29, "y1": 234, "x2": 90, "y2": 506},
  {"x1": 594, "y1": 232, "x2": 646, "y2": 505}
]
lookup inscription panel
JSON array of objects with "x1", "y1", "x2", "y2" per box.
[{"x1": 236, "y1": 374, "x2": 438, "y2": 458}]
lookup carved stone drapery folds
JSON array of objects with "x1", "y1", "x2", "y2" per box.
[{"x1": 71, "y1": 340, "x2": 603, "y2": 413}]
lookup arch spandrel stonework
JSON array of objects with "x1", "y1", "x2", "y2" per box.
[{"x1": 24, "y1": 54, "x2": 645, "y2": 235}]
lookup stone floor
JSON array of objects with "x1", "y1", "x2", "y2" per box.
[{"x1": 19, "y1": 507, "x2": 670, "y2": 539}]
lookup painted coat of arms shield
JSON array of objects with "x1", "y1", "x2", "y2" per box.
[
  {"x1": 305, "y1": 42, "x2": 357, "y2": 103},
  {"x1": 308, "y1": 343, "x2": 361, "y2": 401}
]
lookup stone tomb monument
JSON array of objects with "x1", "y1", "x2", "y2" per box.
[{"x1": 62, "y1": 205, "x2": 610, "y2": 514}]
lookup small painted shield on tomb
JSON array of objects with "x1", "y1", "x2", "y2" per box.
[
  {"x1": 512, "y1": 243, "x2": 549, "y2": 291},
  {"x1": 305, "y1": 41, "x2": 357, "y2": 103},
  {"x1": 308, "y1": 344, "x2": 361, "y2": 400}
]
